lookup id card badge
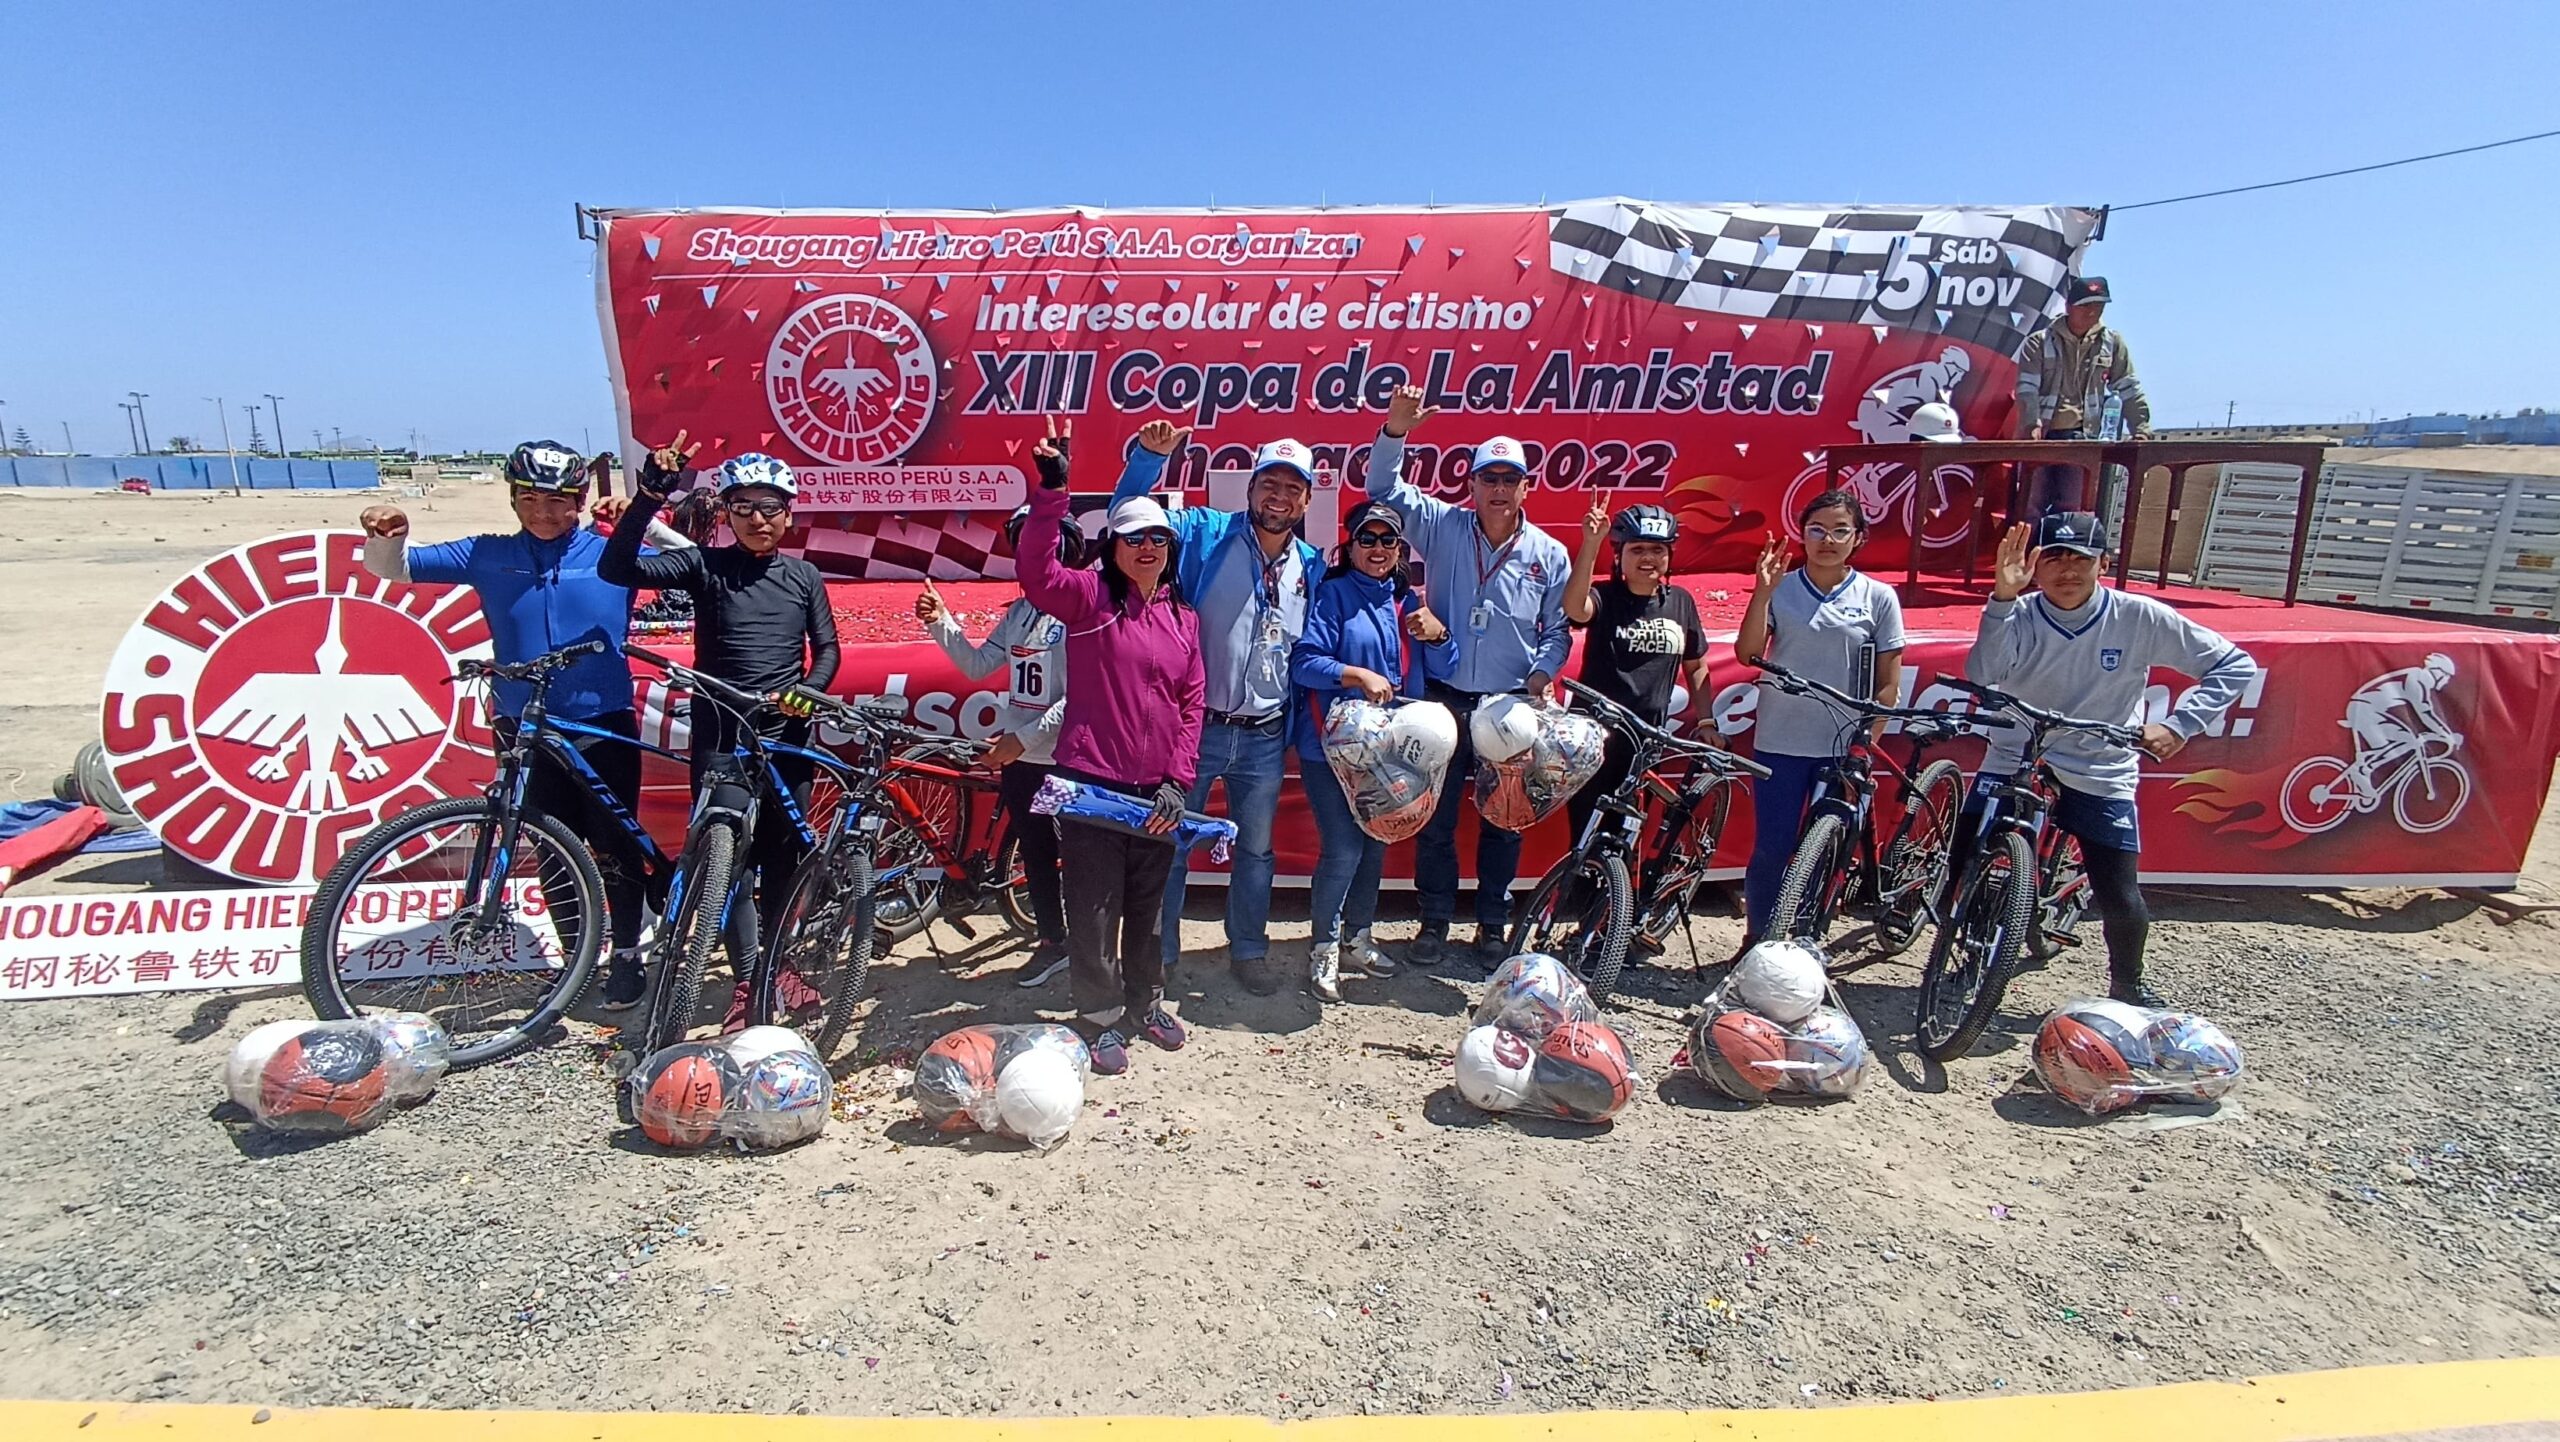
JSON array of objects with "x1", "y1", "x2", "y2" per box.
[{"x1": 1469, "y1": 602, "x2": 1492, "y2": 636}]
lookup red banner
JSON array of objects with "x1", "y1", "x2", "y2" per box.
[{"x1": 593, "y1": 201, "x2": 2102, "y2": 577}]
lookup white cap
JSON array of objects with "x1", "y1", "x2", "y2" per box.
[
  {"x1": 1909, "y1": 401, "x2": 1965, "y2": 443},
  {"x1": 1469, "y1": 436, "x2": 1532, "y2": 476},
  {"x1": 1105, "y1": 495, "x2": 1173, "y2": 536},
  {"x1": 1250, "y1": 438, "x2": 1316, "y2": 484}
]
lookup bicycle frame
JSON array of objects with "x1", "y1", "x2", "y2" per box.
[
  {"x1": 459, "y1": 674, "x2": 680, "y2": 940},
  {"x1": 871, "y1": 749, "x2": 1009, "y2": 902}
]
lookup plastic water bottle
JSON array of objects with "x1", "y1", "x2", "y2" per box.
[{"x1": 2099, "y1": 391, "x2": 2125, "y2": 442}]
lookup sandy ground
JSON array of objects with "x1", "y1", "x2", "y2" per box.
[{"x1": 0, "y1": 483, "x2": 2555, "y2": 1419}]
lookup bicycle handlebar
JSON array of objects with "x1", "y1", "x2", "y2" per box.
[
  {"x1": 1939, "y1": 676, "x2": 2147, "y2": 749},
  {"x1": 1559, "y1": 678, "x2": 1772, "y2": 781},
  {"x1": 1753, "y1": 659, "x2": 2015, "y2": 735},
  {"x1": 452, "y1": 638, "x2": 607, "y2": 685}
]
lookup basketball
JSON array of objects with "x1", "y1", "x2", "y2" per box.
[
  {"x1": 636, "y1": 1044, "x2": 740, "y2": 1148},
  {"x1": 1474, "y1": 756, "x2": 1542, "y2": 833},
  {"x1": 256, "y1": 1025, "x2": 393, "y2": 1135},
  {"x1": 1454, "y1": 1023, "x2": 1541, "y2": 1113},
  {"x1": 915, "y1": 1025, "x2": 1004, "y2": 1132},
  {"x1": 2032, "y1": 1014, "x2": 2139, "y2": 1115},
  {"x1": 1531, "y1": 1020, "x2": 1638, "y2": 1123},
  {"x1": 224, "y1": 1019, "x2": 314, "y2": 1112},
  {"x1": 1692, "y1": 1007, "x2": 1789, "y2": 1102}
]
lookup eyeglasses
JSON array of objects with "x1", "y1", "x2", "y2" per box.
[
  {"x1": 1473, "y1": 471, "x2": 1527, "y2": 488},
  {"x1": 1802, "y1": 524, "x2": 1859, "y2": 544},
  {"x1": 1352, "y1": 530, "x2": 1400, "y2": 548},
  {"x1": 1121, "y1": 529, "x2": 1174, "y2": 549},
  {"x1": 725, "y1": 498, "x2": 789, "y2": 519}
]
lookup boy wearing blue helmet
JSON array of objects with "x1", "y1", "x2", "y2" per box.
[{"x1": 601, "y1": 433, "x2": 842, "y2": 1027}]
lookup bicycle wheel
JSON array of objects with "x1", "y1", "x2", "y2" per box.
[
  {"x1": 2392, "y1": 756, "x2": 2470, "y2": 834},
  {"x1": 870, "y1": 775, "x2": 967, "y2": 943},
  {"x1": 1875, "y1": 759, "x2": 1963, "y2": 956},
  {"x1": 1511, "y1": 851, "x2": 1634, "y2": 1002},
  {"x1": 1634, "y1": 782, "x2": 1735, "y2": 944},
  {"x1": 2279, "y1": 756, "x2": 2356, "y2": 834},
  {"x1": 994, "y1": 830, "x2": 1039, "y2": 937},
  {"x1": 1917, "y1": 829, "x2": 2034, "y2": 1061},
  {"x1": 1768, "y1": 813, "x2": 1849, "y2": 946},
  {"x1": 2027, "y1": 831, "x2": 2088, "y2": 963},
  {"x1": 302, "y1": 796, "x2": 605, "y2": 1070},
  {"x1": 770, "y1": 840, "x2": 876, "y2": 1058},
  {"x1": 641, "y1": 820, "x2": 737, "y2": 1055}
]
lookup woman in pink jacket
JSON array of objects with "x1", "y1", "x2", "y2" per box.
[{"x1": 1017, "y1": 421, "x2": 1205, "y2": 1076}]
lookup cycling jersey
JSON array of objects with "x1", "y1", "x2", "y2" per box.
[
  {"x1": 599, "y1": 492, "x2": 841, "y2": 695},
  {"x1": 376, "y1": 528, "x2": 638, "y2": 721},
  {"x1": 930, "y1": 599, "x2": 1067, "y2": 766}
]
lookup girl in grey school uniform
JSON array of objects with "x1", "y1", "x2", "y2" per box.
[{"x1": 1733, "y1": 489, "x2": 1907, "y2": 960}]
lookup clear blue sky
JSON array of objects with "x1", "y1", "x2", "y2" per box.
[{"x1": 4, "y1": 0, "x2": 2553, "y2": 454}]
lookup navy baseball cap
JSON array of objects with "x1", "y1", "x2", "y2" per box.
[
  {"x1": 2034, "y1": 511, "x2": 2109, "y2": 557},
  {"x1": 2066, "y1": 276, "x2": 2112, "y2": 307}
]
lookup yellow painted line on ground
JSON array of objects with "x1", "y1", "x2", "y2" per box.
[{"x1": 9, "y1": 1356, "x2": 2559, "y2": 1442}]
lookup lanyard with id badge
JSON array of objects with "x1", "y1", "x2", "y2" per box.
[
  {"x1": 1253, "y1": 548, "x2": 1293, "y2": 689},
  {"x1": 1470, "y1": 525, "x2": 1517, "y2": 637}
]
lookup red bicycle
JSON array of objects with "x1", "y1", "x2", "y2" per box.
[{"x1": 863, "y1": 734, "x2": 1039, "y2": 948}]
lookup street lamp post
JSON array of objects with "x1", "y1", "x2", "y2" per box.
[
  {"x1": 129, "y1": 392, "x2": 152, "y2": 452},
  {"x1": 208, "y1": 397, "x2": 242, "y2": 496},
  {"x1": 61, "y1": 422, "x2": 74, "y2": 455},
  {"x1": 119, "y1": 402, "x2": 140, "y2": 453},
  {"x1": 265, "y1": 395, "x2": 286, "y2": 459}
]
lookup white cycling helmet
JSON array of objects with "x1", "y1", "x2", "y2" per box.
[
  {"x1": 715, "y1": 453, "x2": 798, "y2": 498},
  {"x1": 2422, "y1": 652, "x2": 2455, "y2": 684}
]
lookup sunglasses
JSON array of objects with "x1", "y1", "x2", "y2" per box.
[
  {"x1": 1802, "y1": 524, "x2": 1860, "y2": 544},
  {"x1": 1120, "y1": 529, "x2": 1175, "y2": 548},
  {"x1": 725, "y1": 498, "x2": 790, "y2": 519},
  {"x1": 1473, "y1": 471, "x2": 1527, "y2": 488},
  {"x1": 1352, "y1": 530, "x2": 1401, "y2": 548}
]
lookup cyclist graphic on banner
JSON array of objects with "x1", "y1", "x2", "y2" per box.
[
  {"x1": 1783, "y1": 346, "x2": 1977, "y2": 552},
  {"x1": 2281, "y1": 653, "x2": 2473, "y2": 836}
]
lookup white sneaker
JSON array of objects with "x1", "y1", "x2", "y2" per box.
[
  {"x1": 1345, "y1": 927, "x2": 1397, "y2": 978},
  {"x1": 1309, "y1": 942, "x2": 1343, "y2": 1002}
]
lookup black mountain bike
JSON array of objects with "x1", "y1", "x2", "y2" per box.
[
  {"x1": 1915, "y1": 676, "x2": 2147, "y2": 1061},
  {"x1": 1757, "y1": 660, "x2": 2011, "y2": 967},
  {"x1": 1510, "y1": 679, "x2": 1770, "y2": 1001}
]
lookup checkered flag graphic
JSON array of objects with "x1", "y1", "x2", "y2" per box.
[{"x1": 1547, "y1": 199, "x2": 2101, "y2": 357}]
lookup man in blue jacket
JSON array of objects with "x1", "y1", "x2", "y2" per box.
[
  {"x1": 358, "y1": 440, "x2": 656, "y2": 1008},
  {"x1": 1111, "y1": 420, "x2": 1323, "y2": 997}
]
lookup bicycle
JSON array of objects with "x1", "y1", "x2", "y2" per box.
[
  {"x1": 862, "y1": 731, "x2": 1040, "y2": 949},
  {"x1": 302, "y1": 640, "x2": 678, "y2": 1068},
  {"x1": 2280, "y1": 730, "x2": 2470, "y2": 836},
  {"x1": 1915, "y1": 676, "x2": 2147, "y2": 1061},
  {"x1": 1756, "y1": 660, "x2": 2008, "y2": 967},
  {"x1": 1509, "y1": 679, "x2": 1770, "y2": 1002}
]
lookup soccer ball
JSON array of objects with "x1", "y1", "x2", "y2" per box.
[
  {"x1": 1731, "y1": 939, "x2": 1829, "y2": 1025},
  {"x1": 731, "y1": 1048, "x2": 831, "y2": 1149},
  {"x1": 372, "y1": 1012, "x2": 453, "y2": 1104},
  {"x1": 256, "y1": 1024, "x2": 393, "y2": 1135},
  {"x1": 993, "y1": 1049, "x2": 1085, "y2": 1148},
  {"x1": 1473, "y1": 952, "x2": 1595, "y2": 1042},
  {"x1": 1781, "y1": 1006, "x2": 1871, "y2": 1098},
  {"x1": 635, "y1": 1043, "x2": 741, "y2": 1148},
  {"x1": 1531, "y1": 1020, "x2": 1638, "y2": 1123},
  {"x1": 1454, "y1": 1023, "x2": 1541, "y2": 1113},
  {"x1": 726, "y1": 1025, "x2": 813, "y2": 1071},
  {"x1": 1692, "y1": 1006, "x2": 1789, "y2": 1102},
  {"x1": 2143, "y1": 1013, "x2": 2244, "y2": 1103}
]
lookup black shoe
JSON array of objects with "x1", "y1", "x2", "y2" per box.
[
  {"x1": 1469, "y1": 926, "x2": 1511, "y2": 971},
  {"x1": 2110, "y1": 980, "x2": 2169, "y2": 1009},
  {"x1": 601, "y1": 955, "x2": 646, "y2": 1011},
  {"x1": 1010, "y1": 940, "x2": 1070, "y2": 989},
  {"x1": 1407, "y1": 921, "x2": 1449, "y2": 968}
]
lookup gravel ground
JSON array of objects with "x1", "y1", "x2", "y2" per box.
[{"x1": 0, "y1": 870, "x2": 2555, "y2": 1417}]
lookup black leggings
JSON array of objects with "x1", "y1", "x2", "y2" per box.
[
  {"x1": 687, "y1": 705, "x2": 815, "y2": 940},
  {"x1": 2082, "y1": 844, "x2": 2148, "y2": 988},
  {"x1": 999, "y1": 760, "x2": 1068, "y2": 947},
  {"x1": 498, "y1": 710, "x2": 649, "y2": 952}
]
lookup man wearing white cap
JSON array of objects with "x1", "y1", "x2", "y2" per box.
[
  {"x1": 1110, "y1": 419, "x2": 1323, "y2": 996},
  {"x1": 1364, "y1": 385, "x2": 1573, "y2": 970}
]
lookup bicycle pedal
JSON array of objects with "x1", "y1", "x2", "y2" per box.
[
  {"x1": 946, "y1": 915, "x2": 981, "y2": 941},
  {"x1": 2044, "y1": 925, "x2": 2082, "y2": 949}
]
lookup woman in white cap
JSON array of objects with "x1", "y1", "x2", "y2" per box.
[{"x1": 1015, "y1": 420, "x2": 1205, "y2": 1077}]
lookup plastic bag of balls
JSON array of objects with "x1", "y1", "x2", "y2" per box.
[
  {"x1": 1319, "y1": 696, "x2": 1457, "y2": 844},
  {"x1": 1685, "y1": 939, "x2": 1874, "y2": 1102},
  {"x1": 1030, "y1": 775, "x2": 1238, "y2": 862},
  {"x1": 224, "y1": 1013, "x2": 453, "y2": 1136},
  {"x1": 2031, "y1": 999, "x2": 2245, "y2": 1116},
  {"x1": 913, "y1": 1022, "x2": 1092, "y2": 1149},
  {"x1": 1471, "y1": 695, "x2": 1609, "y2": 833},
  {"x1": 628, "y1": 1026, "x2": 834, "y2": 1151},
  {"x1": 1456, "y1": 952, "x2": 1639, "y2": 1124}
]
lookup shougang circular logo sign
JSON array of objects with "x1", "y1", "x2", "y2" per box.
[
  {"x1": 767, "y1": 293, "x2": 938, "y2": 465},
  {"x1": 100, "y1": 531, "x2": 495, "y2": 885}
]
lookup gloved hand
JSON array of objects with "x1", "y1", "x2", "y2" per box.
[
  {"x1": 1145, "y1": 782, "x2": 1186, "y2": 835},
  {"x1": 638, "y1": 431, "x2": 698, "y2": 498},
  {"x1": 1033, "y1": 416, "x2": 1073, "y2": 490}
]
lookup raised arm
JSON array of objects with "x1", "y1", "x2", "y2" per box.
[
  {"x1": 1364, "y1": 385, "x2": 1458, "y2": 534},
  {"x1": 1109, "y1": 420, "x2": 1187, "y2": 503},
  {"x1": 600, "y1": 435, "x2": 709, "y2": 590},
  {"x1": 1016, "y1": 422, "x2": 1108, "y2": 627},
  {"x1": 1966, "y1": 522, "x2": 2037, "y2": 686},
  {"x1": 1734, "y1": 534, "x2": 1787, "y2": 665},
  {"x1": 1563, "y1": 501, "x2": 1607, "y2": 625}
]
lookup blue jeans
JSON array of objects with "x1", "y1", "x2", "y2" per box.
[
  {"x1": 1744, "y1": 750, "x2": 1832, "y2": 936},
  {"x1": 1302, "y1": 756, "x2": 1386, "y2": 947},
  {"x1": 1416, "y1": 686, "x2": 1525, "y2": 932},
  {"x1": 1161, "y1": 716, "x2": 1285, "y2": 964}
]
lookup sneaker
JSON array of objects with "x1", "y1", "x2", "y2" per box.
[
  {"x1": 1233, "y1": 953, "x2": 1284, "y2": 997},
  {"x1": 601, "y1": 954, "x2": 646, "y2": 1011},
  {"x1": 2110, "y1": 982, "x2": 2170, "y2": 1009},
  {"x1": 1469, "y1": 926, "x2": 1512, "y2": 970},
  {"x1": 1407, "y1": 921, "x2": 1450, "y2": 968},
  {"x1": 1089, "y1": 1028, "x2": 1132, "y2": 1075},
  {"x1": 1011, "y1": 940, "x2": 1071, "y2": 989},
  {"x1": 1133, "y1": 1005, "x2": 1187, "y2": 1051},
  {"x1": 1345, "y1": 928, "x2": 1397, "y2": 978},
  {"x1": 1309, "y1": 942, "x2": 1343, "y2": 1002},
  {"x1": 775, "y1": 965, "x2": 823, "y2": 1014}
]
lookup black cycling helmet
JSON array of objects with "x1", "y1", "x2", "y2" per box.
[
  {"x1": 505, "y1": 439, "x2": 587, "y2": 493},
  {"x1": 1005, "y1": 503, "x2": 1086, "y2": 566},
  {"x1": 1610, "y1": 503, "x2": 1677, "y2": 546}
]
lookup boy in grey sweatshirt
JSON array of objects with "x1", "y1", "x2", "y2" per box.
[{"x1": 1962, "y1": 513, "x2": 2259, "y2": 1004}]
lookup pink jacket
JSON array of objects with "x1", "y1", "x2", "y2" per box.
[{"x1": 1017, "y1": 481, "x2": 1204, "y2": 791}]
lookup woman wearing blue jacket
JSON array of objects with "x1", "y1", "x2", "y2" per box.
[{"x1": 1289, "y1": 501, "x2": 1454, "y2": 1001}]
